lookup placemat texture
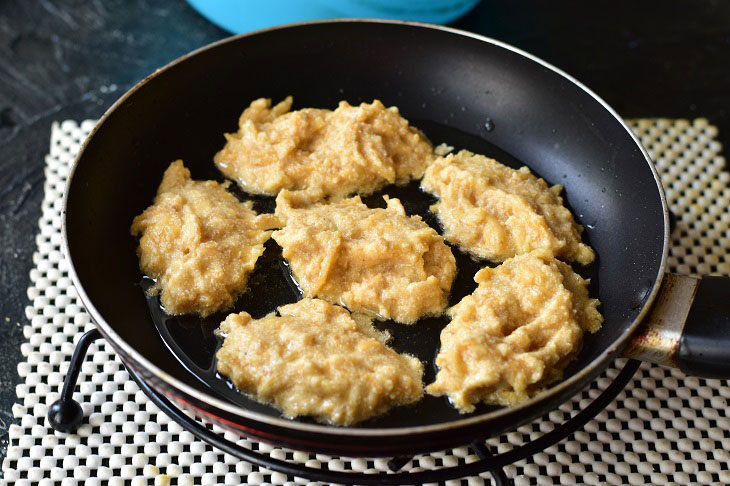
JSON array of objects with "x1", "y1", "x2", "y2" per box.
[{"x1": 3, "y1": 119, "x2": 729, "y2": 486}]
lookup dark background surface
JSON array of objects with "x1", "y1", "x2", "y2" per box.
[{"x1": 1, "y1": 0, "x2": 729, "y2": 467}]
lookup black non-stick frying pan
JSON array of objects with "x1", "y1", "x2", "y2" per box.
[{"x1": 63, "y1": 20, "x2": 730, "y2": 458}]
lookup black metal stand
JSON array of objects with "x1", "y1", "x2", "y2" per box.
[
  {"x1": 472, "y1": 441, "x2": 512, "y2": 486},
  {"x1": 49, "y1": 329, "x2": 641, "y2": 485}
]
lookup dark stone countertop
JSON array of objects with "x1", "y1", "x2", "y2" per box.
[{"x1": 1, "y1": 0, "x2": 729, "y2": 468}]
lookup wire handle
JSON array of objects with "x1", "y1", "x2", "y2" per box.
[{"x1": 47, "y1": 328, "x2": 103, "y2": 433}]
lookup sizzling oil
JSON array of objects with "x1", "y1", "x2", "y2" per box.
[{"x1": 142, "y1": 121, "x2": 598, "y2": 426}]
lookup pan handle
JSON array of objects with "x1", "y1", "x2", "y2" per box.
[
  {"x1": 624, "y1": 274, "x2": 730, "y2": 378},
  {"x1": 676, "y1": 276, "x2": 730, "y2": 378}
]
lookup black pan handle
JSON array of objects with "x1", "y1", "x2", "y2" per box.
[
  {"x1": 624, "y1": 273, "x2": 730, "y2": 379},
  {"x1": 676, "y1": 276, "x2": 730, "y2": 378}
]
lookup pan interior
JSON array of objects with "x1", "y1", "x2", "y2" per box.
[{"x1": 65, "y1": 22, "x2": 666, "y2": 431}]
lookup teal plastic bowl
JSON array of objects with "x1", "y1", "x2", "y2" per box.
[{"x1": 186, "y1": 0, "x2": 480, "y2": 34}]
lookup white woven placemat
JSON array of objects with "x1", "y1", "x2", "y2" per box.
[{"x1": 3, "y1": 119, "x2": 730, "y2": 486}]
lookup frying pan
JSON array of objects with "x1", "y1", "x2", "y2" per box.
[{"x1": 62, "y1": 20, "x2": 730, "y2": 458}]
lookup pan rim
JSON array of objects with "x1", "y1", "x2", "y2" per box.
[{"x1": 62, "y1": 18, "x2": 670, "y2": 438}]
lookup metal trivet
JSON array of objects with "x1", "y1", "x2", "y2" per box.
[
  {"x1": 46, "y1": 328, "x2": 640, "y2": 485},
  {"x1": 4, "y1": 118, "x2": 730, "y2": 485}
]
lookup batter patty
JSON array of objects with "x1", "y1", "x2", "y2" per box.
[
  {"x1": 214, "y1": 96, "x2": 434, "y2": 202},
  {"x1": 215, "y1": 298, "x2": 424, "y2": 425},
  {"x1": 421, "y1": 150, "x2": 595, "y2": 264},
  {"x1": 130, "y1": 160, "x2": 278, "y2": 317},
  {"x1": 426, "y1": 250, "x2": 602, "y2": 411},
  {"x1": 272, "y1": 191, "x2": 456, "y2": 324}
]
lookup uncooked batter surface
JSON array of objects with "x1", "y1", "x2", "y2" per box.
[
  {"x1": 214, "y1": 96, "x2": 434, "y2": 202},
  {"x1": 215, "y1": 298, "x2": 424, "y2": 425},
  {"x1": 426, "y1": 250, "x2": 602, "y2": 411},
  {"x1": 272, "y1": 191, "x2": 456, "y2": 324},
  {"x1": 421, "y1": 150, "x2": 594, "y2": 264},
  {"x1": 130, "y1": 161, "x2": 277, "y2": 317}
]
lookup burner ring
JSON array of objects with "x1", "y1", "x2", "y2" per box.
[
  {"x1": 48, "y1": 329, "x2": 640, "y2": 485},
  {"x1": 129, "y1": 349, "x2": 642, "y2": 484}
]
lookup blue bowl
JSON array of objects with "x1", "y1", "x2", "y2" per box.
[{"x1": 186, "y1": 0, "x2": 480, "y2": 34}]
